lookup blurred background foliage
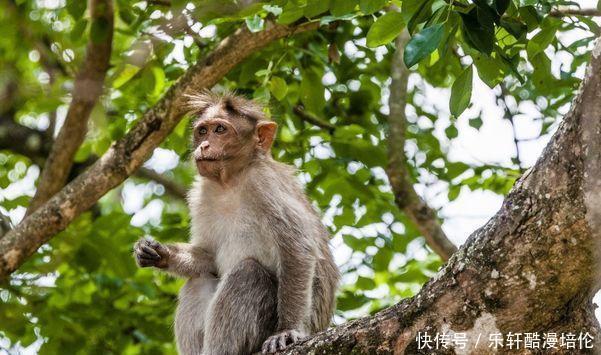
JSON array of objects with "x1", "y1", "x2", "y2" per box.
[{"x1": 0, "y1": 0, "x2": 597, "y2": 353}]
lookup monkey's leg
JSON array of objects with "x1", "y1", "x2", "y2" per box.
[
  {"x1": 175, "y1": 274, "x2": 219, "y2": 355},
  {"x1": 203, "y1": 258, "x2": 277, "y2": 355}
]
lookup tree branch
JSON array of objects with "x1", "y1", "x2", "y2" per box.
[
  {"x1": 549, "y1": 8, "x2": 601, "y2": 17},
  {"x1": 136, "y1": 167, "x2": 187, "y2": 200},
  {"x1": 0, "y1": 118, "x2": 49, "y2": 166},
  {"x1": 292, "y1": 105, "x2": 336, "y2": 133},
  {"x1": 385, "y1": 30, "x2": 457, "y2": 261},
  {"x1": 26, "y1": 0, "x2": 115, "y2": 215},
  {"x1": 0, "y1": 20, "x2": 319, "y2": 280},
  {"x1": 292, "y1": 36, "x2": 458, "y2": 261},
  {"x1": 283, "y1": 38, "x2": 601, "y2": 354}
]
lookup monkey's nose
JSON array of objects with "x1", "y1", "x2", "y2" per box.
[{"x1": 200, "y1": 141, "x2": 210, "y2": 150}]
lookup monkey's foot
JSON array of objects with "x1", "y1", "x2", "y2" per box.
[{"x1": 261, "y1": 329, "x2": 305, "y2": 354}]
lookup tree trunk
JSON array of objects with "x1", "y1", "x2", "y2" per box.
[{"x1": 281, "y1": 39, "x2": 601, "y2": 355}]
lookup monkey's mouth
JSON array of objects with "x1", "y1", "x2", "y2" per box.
[{"x1": 196, "y1": 155, "x2": 229, "y2": 162}]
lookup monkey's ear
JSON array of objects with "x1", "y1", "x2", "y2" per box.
[{"x1": 257, "y1": 121, "x2": 278, "y2": 152}]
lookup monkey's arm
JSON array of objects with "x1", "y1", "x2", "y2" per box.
[
  {"x1": 134, "y1": 238, "x2": 216, "y2": 278},
  {"x1": 164, "y1": 242, "x2": 217, "y2": 278}
]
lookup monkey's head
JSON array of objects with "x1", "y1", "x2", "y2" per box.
[{"x1": 185, "y1": 91, "x2": 277, "y2": 183}]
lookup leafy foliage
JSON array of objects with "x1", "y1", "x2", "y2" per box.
[{"x1": 0, "y1": 0, "x2": 595, "y2": 353}]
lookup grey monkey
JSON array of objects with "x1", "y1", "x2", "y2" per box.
[{"x1": 134, "y1": 91, "x2": 339, "y2": 355}]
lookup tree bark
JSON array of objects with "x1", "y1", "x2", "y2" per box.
[
  {"x1": 281, "y1": 39, "x2": 601, "y2": 355},
  {"x1": 0, "y1": 21, "x2": 319, "y2": 281},
  {"x1": 26, "y1": 0, "x2": 114, "y2": 215}
]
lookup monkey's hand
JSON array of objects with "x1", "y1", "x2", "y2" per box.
[
  {"x1": 133, "y1": 237, "x2": 170, "y2": 269},
  {"x1": 261, "y1": 329, "x2": 306, "y2": 354}
]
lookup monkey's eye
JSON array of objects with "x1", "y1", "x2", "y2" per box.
[
  {"x1": 198, "y1": 126, "x2": 208, "y2": 135},
  {"x1": 215, "y1": 124, "x2": 226, "y2": 134}
]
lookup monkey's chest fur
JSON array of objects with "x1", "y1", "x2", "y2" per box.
[{"x1": 189, "y1": 179, "x2": 279, "y2": 277}]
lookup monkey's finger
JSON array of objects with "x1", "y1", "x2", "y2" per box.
[
  {"x1": 268, "y1": 337, "x2": 278, "y2": 353},
  {"x1": 145, "y1": 237, "x2": 160, "y2": 247},
  {"x1": 261, "y1": 339, "x2": 272, "y2": 354},
  {"x1": 140, "y1": 245, "x2": 161, "y2": 259},
  {"x1": 290, "y1": 331, "x2": 300, "y2": 343},
  {"x1": 136, "y1": 256, "x2": 156, "y2": 267},
  {"x1": 277, "y1": 334, "x2": 288, "y2": 350}
]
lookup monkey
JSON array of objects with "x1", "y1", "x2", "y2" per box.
[{"x1": 133, "y1": 91, "x2": 340, "y2": 355}]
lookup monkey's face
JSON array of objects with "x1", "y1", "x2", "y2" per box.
[{"x1": 192, "y1": 106, "x2": 257, "y2": 180}]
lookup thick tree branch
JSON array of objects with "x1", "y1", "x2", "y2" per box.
[
  {"x1": 0, "y1": 21, "x2": 319, "y2": 280},
  {"x1": 283, "y1": 38, "x2": 601, "y2": 354},
  {"x1": 26, "y1": 0, "x2": 115, "y2": 215},
  {"x1": 385, "y1": 30, "x2": 457, "y2": 261}
]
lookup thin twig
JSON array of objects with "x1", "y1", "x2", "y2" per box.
[
  {"x1": 549, "y1": 8, "x2": 601, "y2": 17},
  {"x1": 292, "y1": 105, "x2": 336, "y2": 133},
  {"x1": 136, "y1": 167, "x2": 188, "y2": 200}
]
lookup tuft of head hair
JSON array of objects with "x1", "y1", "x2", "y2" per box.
[{"x1": 184, "y1": 90, "x2": 268, "y2": 123}]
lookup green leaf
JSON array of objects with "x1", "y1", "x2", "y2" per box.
[
  {"x1": 70, "y1": 19, "x2": 88, "y2": 42},
  {"x1": 151, "y1": 66, "x2": 166, "y2": 98},
  {"x1": 372, "y1": 248, "x2": 393, "y2": 271},
  {"x1": 450, "y1": 66, "x2": 473, "y2": 117},
  {"x1": 469, "y1": 117, "x2": 483, "y2": 130},
  {"x1": 359, "y1": 0, "x2": 386, "y2": 15},
  {"x1": 278, "y1": 3, "x2": 305, "y2": 24},
  {"x1": 448, "y1": 184, "x2": 461, "y2": 201},
  {"x1": 460, "y1": 8, "x2": 494, "y2": 55},
  {"x1": 263, "y1": 4, "x2": 282, "y2": 16},
  {"x1": 112, "y1": 64, "x2": 141, "y2": 89},
  {"x1": 495, "y1": 0, "x2": 510, "y2": 16},
  {"x1": 366, "y1": 12, "x2": 405, "y2": 48},
  {"x1": 300, "y1": 70, "x2": 325, "y2": 113},
  {"x1": 471, "y1": 51, "x2": 503, "y2": 88},
  {"x1": 269, "y1": 76, "x2": 288, "y2": 101},
  {"x1": 305, "y1": 0, "x2": 331, "y2": 18},
  {"x1": 403, "y1": 24, "x2": 444, "y2": 68},
  {"x1": 445, "y1": 124, "x2": 458, "y2": 139},
  {"x1": 526, "y1": 23, "x2": 559, "y2": 59},
  {"x1": 330, "y1": 0, "x2": 357, "y2": 16},
  {"x1": 356, "y1": 276, "x2": 376, "y2": 290},
  {"x1": 407, "y1": 0, "x2": 434, "y2": 33},
  {"x1": 67, "y1": 0, "x2": 87, "y2": 18},
  {"x1": 500, "y1": 17, "x2": 527, "y2": 39},
  {"x1": 245, "y1": 15, "x2": 264, "y2": 33}
]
